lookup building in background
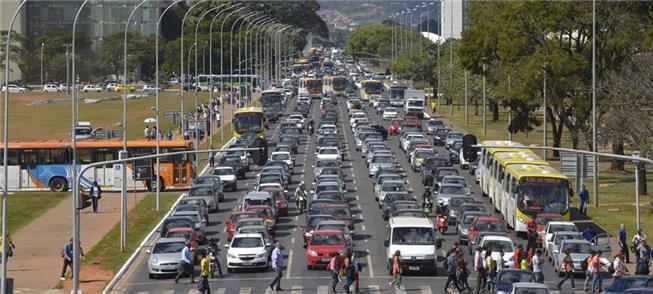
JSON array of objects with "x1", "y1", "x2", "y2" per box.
[
  {"x1": 0, "y1": 0, "x2": 26, "y2": 83},
  {"x1": 440, "y1": 0, "x2": 463, "y2": 39}
]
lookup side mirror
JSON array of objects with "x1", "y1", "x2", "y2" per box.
[
  {"x1": 146, "y1": 249, "x2": 151, "y2": 254},
  {"x1": 224, "y1": 244, "x2": 230, "y2": 248}
]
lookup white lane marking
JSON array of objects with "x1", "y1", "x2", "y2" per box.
[
  {"x1": 355, "y1": 195, "x2": 360, "y2": 201},
  {"x1": 223, "y1": 226, "x2": 227, "y2": 233},
  {"x1": 285, "y1": 249, "x2": 294, "y2": 278},
  {"x1": 317, "y1": 286, "x2": 330, "y2": 294},
  {"x1": 293, "y1": 227, "x2": 297, "y2": 232},
  {"x1": 162, "y1": 291, "x2": 174, "y2": 294},
  {"x1": 291, "y1": 237, "x2": 295, "y2": 244},
  {"x1": 188, "y1": 290, "x2": 201, "y2": 294},
  {"x1": 294, "y1": 216, "x2": 299, "y2": 221},
  {"x1": 291, "y1": 285, "x2": 303, "y2": 294},
  {"x1": 394, "y1": 285, "x2": 407, "y2": 294},
  {"x1": 215, "y1": 289, "x2": 226, "y2": 294},
  {"x1": 137, "y1": 292, "x2": 148, "y2": 294},
  {"x1": 245, "y1": 182, "x2": 249, "y2": 187},
  {"x1": 366, "y1": 249, "x2": 375, "y2": 278},
  {"x1": 420, "y1": 285, "x2": 434, "y2": 294},
  {"x1": 361, "y1": 224, "x2": 367, "y2": 231},
  {"x1": 368, "y1": 285, "x2": 380, "y2": 292},
  {"x1": 264, "y1": 288, "x2": 273, "y2": 294}
]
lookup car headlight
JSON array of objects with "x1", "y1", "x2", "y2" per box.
[
  {"x1": 424, "y1": 254, "x2": 435, "y2": 260},
  {"x1": 150, "y1": 256, "x2": 159, "y2": 265},
  {"x1": 307, "y1": 249, "x2": 318, "y2": 257},
  {"x1": 227, "y1": 253, "x2": 237, "y2": 259},
  {"x1": 256, "y1": 252, "x2": 268, "y2": 259}
]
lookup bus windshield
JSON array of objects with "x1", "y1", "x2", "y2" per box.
[
  {"x1": 518, "y1": 178, "x2": 569, "y2": 214},
  {"x1": 292, "y1": 65, "x2": 304, "y2": 74},
  {"x1": 306, "y1": 80, "x2": 322, "y2": 91},
  {"x1": 390, "y1": 87, "x2": 406, "y2": 99},
  {"x1": 234, "y1": 112, "x2": 263, "y2": 133},
  {"x1": 364, "y1": 82, "x2": 382, "y2": 94},
  {"x1": 262, "y1": 93, "x2": 283, "y2": 108},
  {"x1": 333, "y1": 78, "x2": 347, "y2": 90}
]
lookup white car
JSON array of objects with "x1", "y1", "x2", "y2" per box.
[
  {"x1": 287, "y1": 114, "x2": 305, "y2": 127},
  {"x1": 382, "y1": 107, "x2": 398, "y2": 120},
  {"x1": 82, "y1": 84, "x2": 102, "y2": 92},
  {"x1": 142, "y1": 84, "x2": 163, "y2": 92},
  {"x1": 542, "y1": 221, "x2": 578, "y2": 257},
  {"x1": 106, "y1": 83, "x2": 118, "y2": 92},
  {"x1": 42, "y1": 84, "x2": 61, "y2": 93},
  {"x1": 478, "y1": 235, "x2": 515, "y2": 268},
  {"x1": 226, "y1": 233, "x2": 269, "y2": 272},
  {"x1": 316, "y1": 147, "x2": 341, "y2": 162},
  {"x1": 510, "y1": 282, "x2": 550, "y2": 294},
  {"x1": 1, "y1": 84, "x2": 26, "y2": 93},
  {"x1": 318, "y1": 124, "x2": 338, "y2": 136},
  {"x1": 212, "y1": 166, "x2": 237, "y2": 191},
  {"x1": 270, "y1": 151, "x2": 294, "y2": 172}
]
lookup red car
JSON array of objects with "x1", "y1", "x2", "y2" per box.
[
  {"x1": 246, "y1": 205, "x2": 277, "y2": 235},
  {"x1": 535, "y1": 213, "x2": 562, "y2": 247},
  {"x1": 404, "y1": 116, "x2": 422, "y2": 130},
  {"x1": 302, "y1": 214, "x2": 336, "y2": 247},
  {"x1": 467, "y1": 217, "x2": 507, "y2": 249},
  {"x1": 165, "y1": 227, "x2": 199, "y2": 262},
  {"x1": 305, "y1": 230, "x2": 351, "y2": 269},
  {"x1": 225, "y1": 211, "x2": 257, "y2": 241},
  {"x1": 262, "y1": 187, "x2": 288, "y2": 216},
  {"x1": 320, "y1": 204, "x2": 354, "y2": 230},
  {"x1": 388, "y1": 118, "x2": 405, "y2": 135}
]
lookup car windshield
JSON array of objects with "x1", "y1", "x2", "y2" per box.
[
  {"x1": 448, "y1": 133, "x2": 464, "y2": 139},
  {"x1": 189, "y1": 187, "x2": 213, "y2": 196},
  {"x1": 221, "y1": 157, "x2": 241, "y2": 165},
  {"x1": 232, "y1": 237, "x2": 263, "y2": 248},
  {"x1": 166, "y1": 232, "x2": 191, "y2": 240},
  {"x1": 319, "y1": 224, "x2": 346, "y2": 232},
  {"x1": 226, "y1": 150, "x2": 245, "y2": 157},
  {"x1": 317, "y1": 184, "x2": 339, "y2": 193},
  {"x1": 373, "y1": 156, "x2": 393, "y2": 163},
  {"x1": 450, "y1": 198, "x2": 472, "y2": 208},
  {"x1": 195, "y1": 177, "x2": 218, "y2": 185},
  {"x1": 415, "y1": 150, "x2": 433, "y2": 158},
  {"x1": 272, "y1": 154, "x2": 290, "y2": 161},
  {"x1": 445, "y1": 178, "x2": 467, "y2": 186},
  {"x1": 514, "y1": 288, "x2": 549, "y2": 294},
  {"x1": 239, "y1": 228, "x2": 266, "y2": 236},
  {"x1": 245, "y1": 198, "x2": 272, "y2": 207},
  {"x1": 550, "y1": 224, "x2": 578, "y2": 233},
  {"x1": 251, "y1": 209, "x2": 273, "y2": 218},
  {"x1": 474, "y1": 221, "x2": 505, "y2": 232},
  {"x1": 382, "y1": 183, "x2": 406, "y2": 192},
  {"x1": 438, "y1": 170, "x2": 460, "y2": 178},
  {"x1": 385, "y1": 193, "x2": 410, "y2": 203},
  {"x1": 536, "y1": 216, "x2": 562, "y2": 225},
  {"x1": 463, "y1": 215, "x2": 482, "y2": 225},
  {"x1": 484, "y1": 240, "x2": 514, "y2": 252},
  {"x1": 424, "y1": 158, "x2": 448, "y2": 168},
  {"x1": 392, "y1": 227, "x2": 435, "y2": 245},
  {"x1": 393, "y1": 202, "x2": 418, "y2": 210},
  {"x1": 385, "y1": 108, "x2": 396, "y2": 113},
  {"x1": 260, "y1": 175, "x2": 280, "y2": 183},
  {"x1": 563, "y1": 243, "x2": 591, "y2": 254},
  {"x1": 436, "y1": 129, "x2": 449, "y2": 137},
  {"x1": 232, "y1": 214, "x2": 254, "y2": 223},
  {"x1": 153, "y1": 241, "x2": 186, "y2": 254},
  {"x1": 440, "y1": 186, "x2": 465, "y2": 194},
  {"x1": 322, "y1": 207, "x2": 349, "y2": 217},
  {"x1": 498, "y1": 272, "x2": 534, "y2": 284},
  {"x1": 396, "y1": 211, "x2": 424, "y2": 217},
  {"x1": 320, "y1": 149, "x2": 339, "y2": 155},
  {"x1": 311, "y1": 234, "x2": 344, "y2": 245}
]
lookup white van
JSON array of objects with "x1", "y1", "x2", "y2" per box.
[{"x1": 384, "y1": 217, "x2": 437, "y2": 275}]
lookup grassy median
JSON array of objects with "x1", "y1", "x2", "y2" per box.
[
  {"x1": 0, "y1": 192, "x2": 69, "y2": 234},
  {"x1": 435, "y1": 103, "x2": 653, "y2": 238}
]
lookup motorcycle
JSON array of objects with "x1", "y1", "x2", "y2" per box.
[
  {"x1": 207, "y1": 238, "x2": 223, "y2": 278},
  {"x1": 295, "y1": 189, "x2": 307, "y2": 213},
  {"x1": 437, "y1": 213, "x2": 448, "y2": 235},
  {"x1": 308, "y1": 124, "x2": 314, "y2": 136}
]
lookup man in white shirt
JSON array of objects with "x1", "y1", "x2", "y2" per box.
[
  {"x1": 174, "y1": 243, "x2": 195, "y2": 284},
  {"x1": 269, "y1": 242, "x2": 285, "y2": 291},
  {"x1": 532, "y1": 249, "x2": 544, "y2": 283}
]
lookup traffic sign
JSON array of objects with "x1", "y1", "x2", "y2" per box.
[{"x1": 560, "y1": 151, "x2": 596, "y2": 178}]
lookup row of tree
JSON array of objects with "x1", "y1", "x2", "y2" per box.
[
  {"x1": 347, "y1": 2, "x2": 653, "y2": 166},
  {"x1": 1, "y1": 0, "x2": 328, "y2": 84}
]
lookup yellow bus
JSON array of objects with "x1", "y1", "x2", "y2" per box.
[
  {"x1": 323, "y1": 76, "x2": 348, "y2": 97},
  {"x1": 500, "y1": 164, "x2": 570, "y2": 232},
  {"x1": 489, "y1": 152, "x2": 548, "y2": 218},
  {"x1": 299, "y1": 78, "x2": 323, "y2": 99},
  {"x1": 478, "y1": 140, "x2": 527, "y2": 197},
  {"x1": 233, "y1": 107, "x2": 265, "y2": 138},
  {"x1": 360, "y1": 80, "x2": 383, "y2": 102}
]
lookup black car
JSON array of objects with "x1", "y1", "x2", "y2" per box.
[
  {"x1": 433, "y1": 128, "x2": 451, "y2": 146},
  {"x1": 370, "y1": 124, "x2": 388, "y2": 140},
  {"x1": 420, "y1": 156, "x2": 451, "y2": 186},
  {"x1": 279, "y1": 136, "x2": 299, "y2": 154},
  {"x1": 219, "y1": 156, "x2": 246, "y2": 179}
]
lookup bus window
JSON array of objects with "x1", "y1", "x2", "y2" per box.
[
  {"x1": 20, "y1": 150, "x2": 38, "y2": 168},
  {"x1": 49, "y1": 149, "x2": 69, "y2": 164},
  {"x1": 94, "y1": 149, "x2": 118, "y2": 167},
  {"x1": 498, "y1": 166, "x2": 504, "y2": 184},
  {"x1": 77, "y1": 149, "x2": 93, "y2": 164}
]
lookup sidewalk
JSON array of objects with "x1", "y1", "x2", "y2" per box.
[{"x1": 9, "y1": 192, "x2": 145, "y2": 293}]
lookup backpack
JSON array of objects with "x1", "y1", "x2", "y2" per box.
[
  {"x1": 608, "y1": 262, "x2": 615, "y2": 275},
  {"x1": 581, "y1": 257, "x2": 589, "y2": 271},
  {"x1": 488, "y1": 258, "x2": 497, "y2": 272}
]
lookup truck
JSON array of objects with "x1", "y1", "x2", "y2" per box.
[{"x1": 404, "y1": 89, "x2": 425, "y2": 118}]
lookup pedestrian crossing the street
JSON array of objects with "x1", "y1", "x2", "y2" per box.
[{"x1": 120, "y1": 284, "x2": 439, "y2": 294}]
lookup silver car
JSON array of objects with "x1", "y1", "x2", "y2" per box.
[
  {"x1": 187, "y1": 184, "x2": 219, "y2": 212},
  {"x1": 376, "y1": 180, "x2": 408, "y2": 202},
  {"x1": 147, "y1": 237, "x2": 186, "y2": 278},
  {"x1": 314, "y1": 158, "x2": 340, "y2": 179},
  {"x1": 368, "y1": 154, "x2": 396, "y2": 177},
  {"x1": 552, "y1": 239, "x2": 592, "y2": 275},
  {"x1": 434, "y1": 183, "x2": 467, "y2": 206}
]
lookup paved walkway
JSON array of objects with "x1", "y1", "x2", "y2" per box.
[{"x1": 9, "y1": 192, "x2": 146, "y2": 293}]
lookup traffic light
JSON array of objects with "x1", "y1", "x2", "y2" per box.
[
  {"x1": 251, "y1": 137, "x2": 268, "y2": 166},
  {"x1": 462, "y1": 134, "x2": 478, "y2": 162}
]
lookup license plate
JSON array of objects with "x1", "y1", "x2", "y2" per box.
[
  {"x1": 242, "y1": 261, "x2": 252, "y2": 266},
  {"x1": 322, "y1": 258, "x2": 331, "y2": 262},
  {"x1": 408, "y1": 266, "x2": 420, "y2": 271}
]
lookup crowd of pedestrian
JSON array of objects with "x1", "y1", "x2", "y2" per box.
[{"x1": 144, "y1": 97, "x2": 222, "y2": 142}]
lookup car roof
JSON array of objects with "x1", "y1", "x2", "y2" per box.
[
  {"x1": 440, "y1": 183, "x2": 464, "y2": 188},
  {"x1": 156, "y1": 237, "x2": 187, "y2": 244},
  {"x1": 561, "y1": 239, "x2": 590, "y2": 244},
  {"x1": 547, "y1": 221, "x2": 576, "y2": 226},
  {"x1": 191, "y1": 184, "x2": 213, "y2": 188},
  {"x1": 476, "y1": 217, "x2": 502, "y2": 223},
  {"x1": 512, "y1": 282, "x2": 549, "y2": 289},
  {"x1": 312, "y1": 230, "x2": 343, "y2": 235},
  {"x1": 232, "y1": 233, "x2": 264, "y2": 239},
  {"x1": 389, "y1": 216, "x2": 433, "y2": 228}
]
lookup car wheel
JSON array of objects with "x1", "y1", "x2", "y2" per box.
[
  {"x1": 227, "y1": 268, "x2": 233, "y2": 273},
  {"x1": 148, "y1": 273, "x2": 156, "y2": 279}
]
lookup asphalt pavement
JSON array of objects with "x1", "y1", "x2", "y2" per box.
[{"x1": 111, "y1": 95, "x2": 599, "y2": 294}]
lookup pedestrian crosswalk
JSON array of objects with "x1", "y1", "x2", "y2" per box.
[{"x1": 121, "y1": 284, "x2": 438, "y2": 294}]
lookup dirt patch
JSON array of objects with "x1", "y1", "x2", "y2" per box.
[
  {"x1": 62, "y1": 262, "x2": 113, "y2": 294},
  {"x1": 599, "y1": 183, "x2": 615, "y2": 188}
]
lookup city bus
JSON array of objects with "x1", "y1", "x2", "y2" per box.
[
  {"x1": 500, "y1": 164, "x2": 570, "y2": 232},
  {"x1": 323, "y1": 76, "x2": 348, "y2": 97},
  {"x1": 233, "y1": 107, "x2": 265, "y2": 138},
  {"x1": 260, "y1": 90, "x2": 284, "y2": 122},
  {"x1": 478, "y1": 140, "x2": 527, "y2": 198},
  {"x1": 389, "y1": 84, "x2": 407, "y2": 106},
  {"x1": 489, "y1": 151, "x2": 548, "y2": 215},
  {"x1": 360, "y1": 80, "x2": 383, "y2": 102},
  {"x1": 299, "y1": 78, "x2": 323, "y2": 99},
  {"x1": 0, "y1": 140, "x2": 194, "y2": 192}
]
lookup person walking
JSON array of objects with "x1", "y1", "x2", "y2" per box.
[
  {"x1": 175, "y1": 242, "x2": 195, "y2": 284},
  {"x1": 198, "y1": 251, "x2": 211, "y2": 294},
  {"x1": 633, "y1": 230, "x2": 647, "y2": 261},
  {"x1": 269, "y1": 242, "x2": 285, "y2": 291},
  {"x1": 456, "y1": 250, "x2": 472, "y2": 292},
  {"x1": 208, "y1": 150, "x2": 215, "y2": 167},
  {"x1": 485, "y1": 249, "x2": 497, "y2": 293},
  {"x1": 351, "y1": 251, "x2": 361, "y2": 293},
  {"x1": 556, "y1": 249, "x2": 575, "y2": 290},
  {"x1": 343, "y1": 250, "x2": 355, "y2": 294},
  {"x1": 166, "y1": 129, "x2": 173, "y2": 140},
  {"x1": 90, "y1": 181, "x2": 102, "y2": 213},
  {"x1": 60, "y1": 238, "x2": 84, "y2": 280},
  {"x1": 388, "y1": 250, "x2": 402, "y2": 289},
  {"x1": 144, "y1": 125, "x2": 150, "y2": 140},
  {"x1": 591, "y1": 250, "x2": 603, "y2": 293},
  {"x1": 532, "y1": 250, "x2": 544, "y2": 283},
  {"x1": 513, "y1": 244, "x2": 523, "y2": 269},
  {"x1": 328, "y1": 252, "x2": 341, "y2": 292},
  {"x1": 444, "y1": 250, "x2": 463, "y2": 293},
  {"x1": 496, "y1": 250, "x2": 506, "y2": 270},
  {"x1": 619, "y1": 224, "x2": 631, "y2": 263},
  {"x1": 638, "y1": 240, "x2": 649, "y2": 263},
  {"x1": 636, "y1": 253, "x2": 650, "y2": 275},
  {"x1": 579, "y1": 184, "x2": 589, "y2": 215},
  {"x1": 583, "y1": 251, "x2": 596, "y2": 292},
  {"x1": 612, "y1": 252, "x2": 629, "y2": 280},
  {"x1": 474, "y1": 247, "x2": 486, "y2": 294}
]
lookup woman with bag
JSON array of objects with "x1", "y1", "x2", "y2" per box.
[
  {"x1": 556, "y1": 249, "x2": 575, "y2": 290},
  {"x1": 328, "y1": 253, "x2": 341, "y2": 292},
  {"x1": 388, "y1": 250, "x2": 402, "y2": 289},
  {"x1": 342, "y1": 250, "x2": 356, "y2": 294},
  {"x1": 612, "y1": 252, "x2": 629, "y2": 279}
]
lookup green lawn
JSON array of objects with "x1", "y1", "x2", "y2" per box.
[
  {"x1": 435, "y1": 103, "x2": 653, "y2": 238},
  {"x1": 83, "y1": 192, "x2": 178, "y2": 272},
  {"x1": 0, "y1": 192, "x2": 69, "y2": 234}
]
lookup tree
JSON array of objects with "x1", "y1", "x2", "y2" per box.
[
  {"x1": 97, "y1": 31, "x2": 156, "y2": 81},
  {"x1": 0, "y1": 30, "x2": 24, "y2": 82}
]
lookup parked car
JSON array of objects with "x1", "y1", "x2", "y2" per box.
[
  {"x1": 1, "y1": 84, "x2": 27, "y2": 93},
  {"x1": 42, "y1": 84, "x2": 61, "y2": 93}
]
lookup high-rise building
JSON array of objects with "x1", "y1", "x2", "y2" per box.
[
  {"x1": 0, "y1": 0, "x2": 26, "y2": 82},
  {"x1": 440, "y1": 0, "x2": 463, "y2": 39}
]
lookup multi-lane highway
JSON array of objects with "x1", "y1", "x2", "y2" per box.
[{"x1": 111, "y1": 92, "x2": 593, "y2": 294}]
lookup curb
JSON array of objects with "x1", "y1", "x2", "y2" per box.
[{"x1": 102, "y1": 137, "x2": 236, "y2": 294}]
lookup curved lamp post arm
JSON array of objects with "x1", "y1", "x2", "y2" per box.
[
  {"x1": 220, "y1": 5, "x2": 248, "y2": 103},
  {"x1": 230, "y1": 11, "x2": 259, "y2": 102},
  {"x1": 240, "y1": 14, "x2": 268, "y2": 98}
]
